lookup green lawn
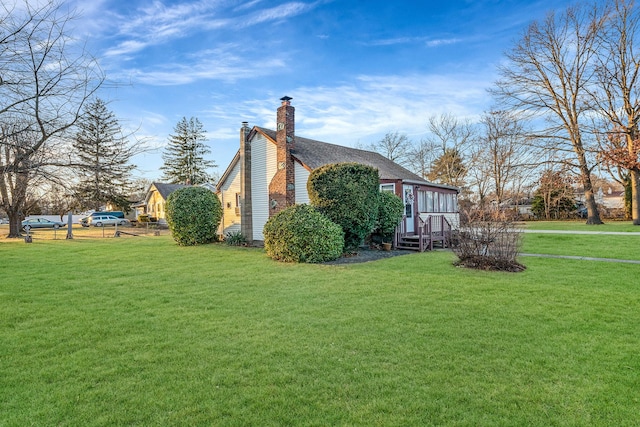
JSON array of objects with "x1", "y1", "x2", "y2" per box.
[
  {"x1": 524, "y1": 220, "x2": 640, "y2": 232},
  {"x1": 1, "y1": 233, "x2": 639, "y2": 426}
]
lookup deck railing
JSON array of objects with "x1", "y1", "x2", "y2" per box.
[{"x1": 394, "y1": 214, "x2": 453, "y2": 251}]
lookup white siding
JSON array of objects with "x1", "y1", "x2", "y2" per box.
[
  {"x1": 251, "y1": 133, "x2": 277, "y2": 241},
  {"x1": 419, "y1": 212, "x2": 460, "y2": 230},
  {"x1": 295, "y1": 162, "x2": 311, "y2": 205}
]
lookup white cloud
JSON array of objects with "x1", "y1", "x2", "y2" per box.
[
  {"x1": 237, "y1": 72, "x2": 494, "y2": 146},
  {"x1": 115, "y1": 49, "x2": 286, "y2": 86},
  {"x1": 93, "y1": 0, "x2": 323, "y2": 62},
  {"x1": 366, "y1": 36, "x2": 462, "y2": 48},
  {"x1": 240, "y1": 2, "x2": 314, "y2": 26},
  {"x1": 425, "y1": 38, "x2": 461, "y2": 47},
  {"x1": 104, "y1": 40, "x2": 148, "y2": 57}
]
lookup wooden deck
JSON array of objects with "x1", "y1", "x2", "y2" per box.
[{"x1": 394, "y1": 215, "x2": 452, "y2": 252}]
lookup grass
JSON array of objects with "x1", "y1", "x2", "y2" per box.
[
  {"x1": 1, "y1": 229, "x2": 640, "y2": 426},
  {"x1": 521, "y1": 220, "x2": 640, "y2": 260},
  {"x1": 524, "y1": 220, "x2": 640, "y2": 232},
  {"x1": 522, "y1": 234, "x2": 640, "y2": 260}
]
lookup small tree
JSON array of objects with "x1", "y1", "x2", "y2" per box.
[
  {"x1": 452, "y1": 206, "x2": 525, "y2": 272},
  {"x1": 161, "y1": 117, "x2": 215, "y2": 185},
  {"x1": 165, "y1": 186, "x2": 222, "y2": 246},
  {"x1": 263, "y1": 204, "x2": 344, "y2": 263},
  {"x1": 307, "y1": 163, "x2": 380, "y2": 251}
]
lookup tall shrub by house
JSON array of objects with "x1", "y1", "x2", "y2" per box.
[
  {"x1": 166, "y1": 186, "x2": 222, "y2": 246},
  {"x1": 307, "y1": 163, "x2": 380, "y2": 251},
  {"x1": 263, "y1": 204, "x2": 344, "y2": 263},
  {"x1": 374, "y1": 191, "x2": 405, "y2": 243}
]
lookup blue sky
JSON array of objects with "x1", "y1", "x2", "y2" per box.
[{"x1": 71, "y1": 0, "x2": 575, "y2": 180}]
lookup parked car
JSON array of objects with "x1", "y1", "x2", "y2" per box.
[
  {"x1": 80, "y1": 211, "x2": 126, "y2": 227},
  {"x1": 22, "y1": 218, "x2": 66, "y2": 231},
  {"x1": 86, "y1": 215, "x2": 128, "y2": 227}
]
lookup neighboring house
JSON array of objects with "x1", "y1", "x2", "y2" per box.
[
  {"x1": 144, "y1": 182, "x2": 190, "y2": 221},
  {"x1": 217, "y1": 97, "x2": 459, "y2": 245},
  {"x1": 596, "y1": 187, "x2": 625, "y2": 210}
]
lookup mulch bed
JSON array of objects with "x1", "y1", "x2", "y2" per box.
[
  {"x1": 453, "y1": 256, "x2": 527, "y2": 272},
  {"x1": 323, "y1": 246, "x2": 415, "y2": 265}
]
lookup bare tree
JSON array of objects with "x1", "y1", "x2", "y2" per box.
[
  {"x1": 0, "y1": 0, "x2": 102, "y2": 237},
  {"x1": 492, "y1": 3, "x2": 607, "y2": 224},
  {"x1": 407, "y1": 138, "x2": 432, "y2": 180},
  {"x1": 590, "y1": 0, "x2": 640, "y2": 224},
  {"x1": 367, "y1": 131, "x2": 413, "y2": 167},
  {"x1": 477, "y1": 111, "x2": 538, "y2": 205},
  {"x1": 421, "y1": 113, "x2": 476, "y2": 189}
]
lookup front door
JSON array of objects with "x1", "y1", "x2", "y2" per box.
[{"x1": 403, "y1": 185, "x2": 414, "y2": 233}]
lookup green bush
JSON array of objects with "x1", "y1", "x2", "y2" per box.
[
  {"x1": 375, "y1": 191, "x2": 405, "y2": 242},
  {"x1": 166, "y1": 186, "x2": 222, "y2": 246},
  {"x1": 307, "y1": 163, "x2": 379, "y2": 251},
  {"x1": 225, "y1": 230, "x2": 247, "y2": 246},
  {"x1": 263, "y1": 204, "x2": 344, "y2": 263}
]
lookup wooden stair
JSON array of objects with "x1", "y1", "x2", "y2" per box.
[{"x1": 394, "y1": 215, "x2": 452, "y2": 252}]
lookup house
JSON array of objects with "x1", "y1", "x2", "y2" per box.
[
  {"x1": 144, "y1": 182, "x2": 190, "y2": 221},
  {"x1": 217, "y1": 97, "x2": 459, "y2": 248},
  {"x1": 596, "y1": 187, "x2": 625, "y2": 210}
]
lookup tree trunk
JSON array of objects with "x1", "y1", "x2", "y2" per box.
[
  {"x1": 631, "y1": 169, "x2": 640, "y2": 225},
  {"x1": 580, "y1": 168, "x2": 603, "y2": 225},
  {"x1": 574, "y1": 136, "x2": 603, "y2": 225},
  {"x1": 6, "y1": 210, "x2": 23, "y2": 238}
]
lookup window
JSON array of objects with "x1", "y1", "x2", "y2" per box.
[
  {"x1": 380, "y1": 183, "x2": 395, "y2": 193},
  {"x1": 416, "y1": 190, "x2": 458, "y2": 213}
]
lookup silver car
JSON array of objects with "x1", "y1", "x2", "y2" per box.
[
  {"x1": 21, "y1": 218, "x2": 66, "y2": 231},
  {"x1": 87, "y1": 215, "x2": 128, "y2": 227}
]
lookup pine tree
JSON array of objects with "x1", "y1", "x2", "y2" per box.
[
  {"x1": 160, "y1": 117, "x2": 215, "y2": 185},
  {"x1": 427, "y1": 148, "x2": 467, "y2": 188},
  {"x1": 73, "y1": 98, "x2": 136, "y2": 211}
]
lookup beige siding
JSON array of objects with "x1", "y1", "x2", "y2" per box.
[
  {"x1": 251, "y1": 133, "x2": 277, "y2": 241},
  {"x1": 218, "y1": 161, "x2": 241, "y2": 236},
  {"x1": 294, "y1": 162, "x2": 311, "y2": 205}
]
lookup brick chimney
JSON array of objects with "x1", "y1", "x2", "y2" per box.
[
  {"x1": 269, "y1": 96, "x2": 295, "y2": 215},
  {"x1": 239, "y1": 121, "x2": 253, "y2": 242}
]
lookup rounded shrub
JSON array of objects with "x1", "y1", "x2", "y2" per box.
[
  {"x1": 263, "y1": 204, "x2": 344, "y2": 263},
  {"x1": 307, "y1": 163, "x2": 380, "y2": 251},
  {"x1": 165, "y1": 186, "x2": 222, "y2": 246},
  {"x1": 375, "y1": 191, "x2": 405, "y2": 242}
]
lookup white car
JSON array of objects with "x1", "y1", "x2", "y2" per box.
[{"x1": 86, "y1": 215, "x2": 128, "y2": 227}]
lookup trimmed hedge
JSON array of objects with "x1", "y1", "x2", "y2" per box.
[
  {"x1": 166, "y1": 186, "x2": 222, "y2": 246},
  {"x1": 307, "y1": 163, "x2": 379, "y2": 251},
  {"x1": 263, "y1": 204, "x2": 344, "y2": 263}
]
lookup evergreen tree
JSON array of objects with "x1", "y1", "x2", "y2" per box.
[
  {"x1": 160, "y1": 117, "x2": 215, "y2": 185},
  {"x1": 427, "y1": 148, "x2": 467, "y2": 188},
  {"x1": 73, "y1": 98, "x2": 135, "y2": 211}
]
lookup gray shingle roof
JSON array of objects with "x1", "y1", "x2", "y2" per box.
[
  {"x1": 256, "y1": 128, "x2": 452, "y2": 187},
  {"x1": 152, "y1": 182, "x2": 189, "y2": 200}
]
